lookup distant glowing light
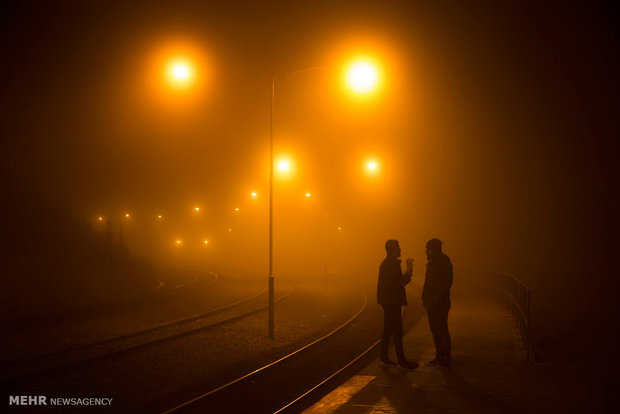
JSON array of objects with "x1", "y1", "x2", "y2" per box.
[
  {"x1": 275, "y1": 156, "x2": 295, "y2": 178},
  {"x1": 157, "y1": 214, "x2": 163, "y2": 219},
  {"x1": 165, "y1": 57, "x2": 196, "y2": 89},
  {"x1": 176, "y1": 239, "x2": 183, "y2": 245},
  {"x1": 228, "y1": 228, "x2": 233, "y2": 232},
  {"x1": 337, "y1": 226, "x2": 343, "y2": 231},
  {"x1": 203, "y1": 239, "x2": 209, "y2": 245},
  {"x1": 124, "y1": 213, "x2": 130, "y2": 218},
  {"x1": 98, "y1": 217, "x2": 103, "y2": 221},
  {"x1": 346, "y1": 60, "x2": 380, "y2": 94},
  {"x1": 172, "y1": 64, "x2": 189, "y2": 80},
  {"x1": 305, "y1": 192, "x2": 311, "y2": 198},
  {"x1": 251, "y1": 192, "x2": 258, "y2": 198},
  {"x1": 278, "y1": 160, "x2": 290, "y2": 172},
  {"x1": 234, "y1": 208, "x2": 240, "y2": 212},
  {"x1": 365, "y1": 158, "x2": 381, "y2": 176}
]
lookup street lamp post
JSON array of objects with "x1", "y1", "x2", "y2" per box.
[
  {"x1": 157, "y1": 52, "x2": 382, "y2": 340},
  {"x1": 267, "y1": 61, "x2": 381, "y2": 338},
  {"x1": 268, "y1": 75, "x2": 275, "y2": 339},
  {"x1": 268, "y1": 67, "x2": 325, "y2": 339}
]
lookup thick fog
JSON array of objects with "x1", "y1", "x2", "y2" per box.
[{"x1": 1, "y1": 1, "x2": 618, "y2": 366}]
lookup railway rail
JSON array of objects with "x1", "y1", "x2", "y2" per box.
[
  {"x1": 162, "y1": 294, "x2": 387, "y2": 414},
  {"x1": 1, "y1": 278, "x2": 295, "y2": 382}
]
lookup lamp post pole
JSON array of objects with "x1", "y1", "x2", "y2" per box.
[
  {"x1": 268, "y1": 75, "x2": 275, "y2": 339},
  {"x1": 266, "y1": 62, "x2": 374, "y2": 338}
]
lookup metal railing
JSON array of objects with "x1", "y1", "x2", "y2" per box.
[{"x1": 497, "y1": 272, "x2": 532, "y2": 362}]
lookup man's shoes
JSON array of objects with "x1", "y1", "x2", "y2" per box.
[
  {"x1": 380, "y1": 358, "x2": 398, "y2": 365},
  {"x1": 398, "y1": 360, "x2": 419, "y2": 369}
]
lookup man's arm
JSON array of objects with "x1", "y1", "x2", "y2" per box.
[{"x1": 400, "y1": 261, "x2": 413, "y2": 286}]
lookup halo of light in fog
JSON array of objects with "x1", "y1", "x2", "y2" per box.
[
  {"x1": 172, "y1": 64, "x2": 189, "y2": 80},
  {"x1": 194, "y1": 207, "x2": 200, "y2": 212},
  {"x1": 346, "y1": 60, "x2": 380, "y2": 94},
  {"x1": 164, "y1": 57, "x2": 196, "y2": 90},
  {"x1": 251, "y1": 192, "x2": 258, "y2": 198},
  {"x1": 275, "y1": 155, "x2": 295, "y2": 179},
  {"x1": 278, "y1": 160, "x2": 290, "y2": 172},
  {"x1": 124, "y1": 213, "x2": 130, "y2": 218},
  {"x1": 305, "y1": 192, "x2": 311, "y2": 198},
  {"x1": 175, "y1": 239, "x2": 183, "y2": 246},
  {"x1": 364, "y1": 158, "x2": 381, "y2": 176},
  {"x1": 203, "y1": 239, "x2": 209, "y2": 245},
  {"x1": 97, "y1": 216, "x2": 103, "y2": 221},
  {"x1": 234, "y1": 207, "x2": 239, "y2": 212}
]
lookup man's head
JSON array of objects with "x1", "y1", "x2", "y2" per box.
[
  {"x1": 385, "y1": 239, "x2": 401, "y2": 259},
  {"x1": 425, "y1": 238, "x2": 443, "y2": 260}
]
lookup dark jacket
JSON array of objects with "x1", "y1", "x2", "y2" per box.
[
  {"x1": 377, "y1": 257, "x2": 412, "y2": 306},
  {"x1": 422, "y1": 253, "x2": 453, "y2": 310}
]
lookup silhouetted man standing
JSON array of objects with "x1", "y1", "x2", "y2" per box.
[
  {"x1": 422, "y1": 238, "x2": 453, "y2": 367},
  {"x1": 377, "y1": 239, "x2": 418, "y2": 369}
]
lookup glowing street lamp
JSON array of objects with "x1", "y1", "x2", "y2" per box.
[
  {"x1": 172, "y1": 64, "x2": 189, "y2": 80},
  {"x1": 345, "y1": 59, "x2": 381, "y2": 94},
  {"x1": 274, "y1": 156, "x2": 296, "y2": 180},
  {"x1": 153, "y1": 50, "x2": 386, "y2": 340},
  {"x1": 97, "y1": 216, "x2": 104, "y2": 222},
  {"x1": 175, "y1": 239, "x2": 183, "y2": 246},
  {"x1": 265, "y1": 56, "x2": 383, "y2": 338},
  {"x1": 278, "y1": 159, "x2": 290, "y2": 173},
  {"x1": 165, "y1": 57, "x2": 196, "y2": 90},
  {"x1": 124, "y1": 213, "x2": 130, "y2": 219},
  {"x1": 194, "y1": 207, "x2": 200, "y2": 212},
  {"x1": 365, "y1": 158, "x2": 381, "y2": 176},
  {"x1": 203, "y1": 239, "x2": 209, "y2": 245},
  {"x1": 305, "y1": 192, "x2": 312, "y2": 198}
]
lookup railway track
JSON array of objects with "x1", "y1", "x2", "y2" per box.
[
  {"x1": 2, "y1": 269, "x2": 208, "y2": 333},
  {"x1": 3, "y1": 284, "x2": 422, "y2": 414},
  {"x1": 1, "y1": 278, "x2": 295, "y2": 382},
  {"x1": 161, "y1": 294, "x2": 388, "y2": 414}
]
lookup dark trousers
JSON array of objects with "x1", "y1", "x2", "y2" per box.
[
  {"x1": 427, "y1": 306, "x2": 451, "y2": 360},
  {"x1": 380, "y1": 305, "x2": 406, "y2": 362}
]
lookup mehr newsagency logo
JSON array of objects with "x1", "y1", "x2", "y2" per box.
[{"x1": 9, "y1": 395, "x2": 113, "y2": 406}]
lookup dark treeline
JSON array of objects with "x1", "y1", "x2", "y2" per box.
[{"x1": 0, "y1": 184, "x2": 154, "y2": 325}]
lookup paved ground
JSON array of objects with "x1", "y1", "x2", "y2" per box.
[{"x1": 304, "y1": 284, "x2": 619, "y2": 413}]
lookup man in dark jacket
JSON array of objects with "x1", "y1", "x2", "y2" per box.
[
  {"x1": 422, "y1": 238, "x2": 453, "y2": 367},
  {"x1": 377, "y1": 239, "x2": 418, "y2": 369}
]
